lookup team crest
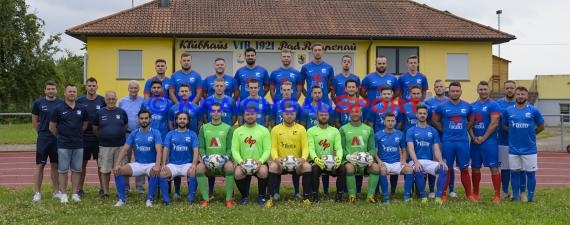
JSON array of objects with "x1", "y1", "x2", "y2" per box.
[
  {"x1": 416, "y1": 78, "x2": 422, "y2": 84},
  {"x1": 461, "y1": 109, "x2": 467, "y2": 114},
  {"x1": 147, "y1": 136, "x2": 153, "y2": 142},
  {"x1": 482, "y1": 106, "x2": 488, "y2": 112},
  {"x1": 427, "y1": 132, "x2": 433, "y2": 138},
  {"x1": 395, "y1": 137, "x2": 400, "y2": 143},
  {"x1": 76, "y1": 110, "x2": 82, "y2": 115},
  {"x1": 321, "y1": 68, "x2": 327, "y2": 74},
  {"x1": 185, "y1": 137, "x2": 191, "y2": 142},
  {"x1": 525, "y1": 112, "x2": 532, "y2": 118},
  {"x1": 387, "y1": 80, "x2": 392, "y2": 85},
  {"x1": 116, "y1": 115, "x2": 121, "y2": 119},
  {"x1": 96, "y1": 105, "x2": 101, "y2": 110}
]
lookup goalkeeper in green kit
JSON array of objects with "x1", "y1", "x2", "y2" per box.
[{"x1": 339, "y1": 106, "x2": 381, "y2": 203}]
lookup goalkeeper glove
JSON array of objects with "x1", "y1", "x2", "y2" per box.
[{"x1": 314, "y1": 157, "x2": 325, "y2": 169}]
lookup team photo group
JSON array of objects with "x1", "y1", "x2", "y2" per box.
[{"x1": 31, "y1": 42, "x2": 544, "y2": 208}]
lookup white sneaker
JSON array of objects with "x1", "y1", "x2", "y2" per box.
[
  {"x1": 521, "y1": 192, "x2": 528, "y2": 202},
  {"x1": 173, "y1": 193, "x2": 181, "y2": 200},
  {"x1": 428, "y1": 192, "x2": 436, "y2": 199},
  {"x1": 273, "y1": 193, "x2": 280, "y2": 201},
  {"x1": 33, "y1": 192, "x2": 42, "y2": 202},
  {"x1": 71, "y1": 194, "x2": 81, "y2": 202},
  {"x1": 449, "y1": 192, "x2": 458, "y2": 198},
  {"x1": 294, "y1": 193, "x2": 303, "y2": 200},
  {"x1": 52, "y1": 191, "x2": 63, "y2": 200},
  {"x1": 60, "y1": 194, "x2": 69, "y2": 203},
  {"x1": 145, "y1": 200, "x2": 153, "y2": 207},
  {"x1": 114, "y1": 200, "x2": 126, "y2": 207}
]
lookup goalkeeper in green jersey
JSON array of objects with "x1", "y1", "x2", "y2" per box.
[{"x1": 339, "y1": 106, "x2": 382, "y2": 204}]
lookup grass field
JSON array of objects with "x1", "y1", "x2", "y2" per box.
[
  {"x1": 1, "y1": 185, "x2": 569, "y2": 225},
  {"x1": 0, "y1": 123, "x2": 36, "y2": 144}
]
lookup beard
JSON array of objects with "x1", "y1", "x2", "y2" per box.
[
  {"x1": 516, "y1": 98, "x2": 527, "y2": 105},
  {"x1": 246, "y1": 59, "x2": 255, "y2": 66},
  {"x1": 376, "y1": 67, "x2": 386, "y2": 73}
]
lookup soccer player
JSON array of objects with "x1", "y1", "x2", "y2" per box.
[
  {"x1": 496, "y1": 80, "x2": 519, "y2": 199},
  {"x1": 201, "y1": 78, "x2": 237, "y2": 126},
  {"x1": 142, "y1": 80, "x2": 172, "y2": 139},
  {"x1": 232, "y1": 105, "x2": 271, "y2": 206},
  {"x1": 49, "y1": 84, "x2": 88, "y2": 203},
  {"x1": 266, "y1": 104, "x2": 312, "y2": 207},
  {"x1": 365, "y1": 86, "x2": 404, "y2": 133},
  {"x1": 339, "y1": 107, "x2": 381, "y2": 203},
  {"x1": 360, "y1": 56, "x2": 400, "y2": 102},
  {"x1": 406, "y1": 104, "x2": 448, "y2": 204},
  {"x1": 402, "y1": 86, "x2": 426, "y2": 131},
  {"x1": 334, "y1": 79, "x2": 366, "y2": 128},
  {"x1": 269, "y1": 48, "x2": 302, "y2": 102},
  {"x1": 468, "y1": 81, "x2": 501, "y2": 203},
  {"x1": 234, "y1": 47, "x2": 270, "y2": 100},
  {"x1": 502, "y1": 86, "x2": 544, "y2": 202},
  {"x1": 301, "y1": 42, "x2": 334, "y2": 104},
  {"x1": 76, "y1": 77, "x2": 106, "y2": 197},
  {"x1": 160, "y1": 112, "x2": 200, "y2": 204},
  {"x1": 144, "y1": 59, "x2": 174, "y2": 100},
  {"x1": 202, "y1": 58, "x2": 238, "y2": 99},
  {"x1": 168, "y1": 84, "x2": 202, "y2": 132},
  {"x1": 398, "y1": 55, "x2": 428, "y2": 101},
  {"x1": 93, "y1": 91, "x2": 128, "y2": 198},
  {"x1": 375, "y1": 113, "x2": 414, "y2": 204},
  {"x1": 171, "y1": 52, "x2": 203, "y2": 104},
  {"x1": 113, "y1": 109, "x2": 166, "y2": 207},
  {"x1": 300, "y1": 86, "x2": 332, "y2": 129},
  {"x1": 308, "y1": 110, "x2": 344, "y2": 202},
  {"x1": 196, "y1": 103, "x2": 236, "y2": 208},
  {"x1": 31, "y1": 80, "x2": 63, "y2": 202},
  {"x1": 331, "y1": 55, "x2": 360, "y2": 101},
  {"x1": 432, "y1": 81, "x2": 475, "y2": 202},
  {"x1": 237, "y1": 79, "x2": 271, "y2": 127}
]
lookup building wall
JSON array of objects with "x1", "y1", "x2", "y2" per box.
[
  {"x1": 537, "y1": 75, "x2": 570, "y2": 99},
  {"x1": 536, "y1": 99, "x2": 570, "y2": 126}
]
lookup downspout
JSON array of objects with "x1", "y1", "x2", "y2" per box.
[{"x1": 365, "y1": 37, "x2": 373, "y2": 74}]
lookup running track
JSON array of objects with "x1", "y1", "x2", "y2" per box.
[{"x1": 1, "y1": 151, "x2": 569, "y2": 188}]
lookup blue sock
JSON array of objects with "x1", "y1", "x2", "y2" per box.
[
  {"x1": 414, "y1": 172, "x2": 426, "y2": 198},
  {"x1": 293, "y1": 174, "x2": 300, "y2": 194},
  {"x1": 208, "y1": 177, "x2": 215, "y2": 195},
  {"x1": 511, "y1": 170, "x2": 521, "y2": 200},
  {"x1": 322, "y1": 175, "x2": 330, "y2": 194},
  {"x1": 390, "y1": 175, "x2": 398, "y2": 194},
  {"x1": 520, "y1": 172, "x2": 527, "y2": 192},
  {"x1": 436, "y1": 166, "x2": 447, "y2": 198},
  {"x1": 174, "y1": 176, "x2": 182, "y2": 195},
  {"x1": 403, "y1": 174, "x2": 414, "y2": 199},
  {"x1": 428, "y1": 174, "x2": 436, "y2": 193},
  {"x1": 379, "y1": 175, "x2": 389, "y2": 199},
  {"x1": 501, "y1": 169, "x2": 511, "y2": 194},
  {"x1": 526, "y1": 171, "x2": 536, "y2": 202},
  {"x1": 115, "y1": 174, "x2": 126, "y2": 202},
  {"x1": 356, "y1": 175, "x2": 363, "y2": 194},
  {"x1": 147, "y1": 176, "x2": 159, "y2": 201},
  {"x1": 449, "y1": 169, "x2": 455, "y2": 192},
  {"x1": 159, "y1": 177, "x2": 171, "y2": 203},
  {"x1": 188, "y1": 176, "x2": 197, "y2": 203}
]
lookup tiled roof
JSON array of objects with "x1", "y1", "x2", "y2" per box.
[{"x1": 66, "y1": 0, "x2": 515, "y2": 43}]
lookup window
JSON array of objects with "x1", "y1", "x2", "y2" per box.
[
  {"x1": 561, "y1": 104, "x2": 569, "y2": 123},
  {"x1": 446, "y1": 53, "x2": 469, "y2": 80},
  {"x1": 118, "y1": 50, "x2": 143, "y2": 79},
  {"x1": 376, "y1": 47, "x2": 418, "y2": 75}
]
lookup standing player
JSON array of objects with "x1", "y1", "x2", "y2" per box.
[
  {"x1": 201, "y1": 78, "x2": 237, "y2": 126},
  {"x1": 76, "y1": 77, "x2": 106, "y2": 197},
  {"x1": 202, "y1": 58, "x2": 238, "y2": 99},
  {"x1": 301, "y1": 42, "x2": 334, "y2": 104},
  {"x1": 142, "y1": 80, "x2": 172, "y2": 139},
  {"x1": 496, "y1": 80, "x2": 519, "y2": 199},
  {"x1": 468, "y1": 81, "x2": 501, "y2": 203},
  {"x1": 502, "y1": 86, "x2": 544, "y2": 202},
  {"x1": 331, "y1": 55, "x2": 360, "y2": 101},
  {"x1": 300, "y1": 86, "x2": 332, "y2": 129},
  {"x1": 366, "y1": 86, "x2": 404, "y2": 133},
  {"x1": 144, "y1": 59, "x2": 173, "y2": 101},
  {"x1": 432, "y1": 81, "x2": 475, "y2": 202},
  {"x1": 49, "y1": 84, "x2": 88, "y2": 203},
  {"x1": 171, "y1": 52, "x2": 203, "y2": 104},
  {"x1": 425, "y1": 79, "x2": 450, "y2": 198},
  {"x1": 334, "y1": 79, "x2": 366, "y2": 128},
  {"x1": 269, "y1": 48, "x2": 302, "y2": 102},
  {"x1": 360, "y1": 56, "x2": 400, "y2": 102},
  {"x1": 232, "y1": 106, "x2": 271, "y2": 206},
  {"x1": 402, "y1": 86, "x2": 426, "y2": 131},
  {"x1": 168, "y1": 84, "x2": 202, "y2": 132},
  {"x1": 425, "y1": 80, "x2": 448, "y2": 108},
  {"x1": 31, "y1": 80, "x2": 63, "y2": 202},
  {"x1": 234, "y1": 47, "x2": 270, "y2": 100},
  {"x1": 398, "y1": 55, "x2": 428, "y2": 101},
  {"x1": 339, "y1": 107, "x2": 381, "y2": 203},
  {"x1": 266, "y1": 104, "x2": 313, "y2": 207},
  {"x1": 237, "y1": 79, "x2": 271, "y2": 127},
  {"x1": 113, "y1": 109, "x2": 166, "y2": 207}
]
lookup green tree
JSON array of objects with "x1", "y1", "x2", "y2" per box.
[{"x1": 55, "y1": 50, "x2": 85, "y2": 95}]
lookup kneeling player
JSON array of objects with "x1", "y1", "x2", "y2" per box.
[{"x1": 406, "y1": 105, "x2": 448, "y2": 204}]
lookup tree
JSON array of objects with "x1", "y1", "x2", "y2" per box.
[{"x1": 55, "y1": 50, "x2": 85, "y2": 95}]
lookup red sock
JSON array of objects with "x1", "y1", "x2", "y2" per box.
[
  {"x1": 491, "y1": 174, "x2": 501, "y2": 196},
  {"x1": 460, "y1": 170, "x2": 472, "y2": 197},
  {"x1": 472, "y1": 171, "x2": 481, "y2": 195}
]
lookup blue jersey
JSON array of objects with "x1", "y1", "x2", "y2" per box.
[
  {"x1": 398, "y1": 72, "x2": 428, "y2": 101},
  {"x1": 434, "y1": 100, "x2": 472, "y2": 141},
  {"x1": 269, "y1": 67, "x2": 302, "y2": 102},
  {"x1": 406, "y1": 125, "x2": 440, "y2": 160},
  {"x1": 272, "y1": 98, "x2": 301, "y2": 125},
  {"x1": 331, "y1": 73, "x2": 360, "y2": 98},
  {"x1": 144, "y1": 76, "x2": 173, "y2": 97},
  {"x1": 300, "y1": 100, "x2": 333, "y2": 129},
  {"x1": 301, "y1": 61, "x2": 334, "y2": 103},
  {"x1": 360, "y1": 72, "x2": 399, "y2": 102},
  {"x1": 141, "y1": 97, "x2": 172, "y2": 138},
  {"x1": 496, "y1": 97, "x2": 516, "y2": 146},
  {"x1": 334, "y1": 97, "x2": 366, "y2": 126},
  {"x1": 402, "y1": 101, "x2": 429, "y2": 131},
  {"x1": 171, "y1": 70, "x2": 203, "y2": 101},
  {"x1": 375, "y1": 129, "x2": 405, "y2": 163},
  {"x1": 202, "y1": 74, "x2": 237, "y2": 97},
  {"x1": 366, "y1": 100, "x2": 404, "y2": 133},
  {"x1": 502, "y1": 104, "x2": 544, "y2": 155},
  {"x1": 471, "y1": 99, "x2": 501, "y2": 139},
  {"x1": 168, "y1": 101, "x2": 201, "y2": 132},
  {"x1": 234, "y1": 65, "x2": 270, "y2": 100},
  {"x1": 126, "y1": 128, "x2": 162, "y2": 164},
  {"x1": 237, "y1": 97, "x2": 272, "y2": 127},
  {"x1": 77, "y1": 95, "x2": 106, "y2": 138},
  {"x1": 201, "y1": 95, "x2": 236, "y2": 125},
  {"x1": 164, "y1": 129, "x2": 199, "y2": 165},
  {"x1": 31, "y1": 98, "x2": 63, "y2": 136},
  {"x1": 425, "y1": 97, "x2": 448, "y2": 111}
]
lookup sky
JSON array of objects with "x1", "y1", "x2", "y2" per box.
[{"x1": 26, "y1": 0, "x2": 570, "y2": 80}]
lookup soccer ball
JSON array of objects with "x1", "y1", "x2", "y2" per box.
[
  {"x1": 242, "y1": 159, "x2": 259, "y2": 175},
  {"x1": 282, "y1": 156, "x2": 297, "y2": 172},
  {"x1": 322, "y1": 155, "x2": 336, "y2": 171},
  {"x1": 355, "y1": 152, "x2": 372, "y2": 167},
  {"x1": 206, "y1": 154, "x2": 226, "y2": 170}
]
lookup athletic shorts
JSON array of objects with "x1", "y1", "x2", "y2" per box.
[
  {"x1": 498, "y1": 145, "x2": 510, "y2": 170},
  {"x1": 130, "y1": 162, "x2": 155, "y2": 177},
  {"x1": 57, "y1": 148, "x2": 83, "y2": 173},
  {"x1": 441, "y1": 140, "x2": 470, "y2": 169},
  {"x1": 382, "y1": 162, "x2": 404, "y2": 175},
  {"x1": 167, "y1": 163, "x2": 192, "y2": 177},
  {"x1": 83, "y1": 140, "x2": 99, "y2": 160},
  {"x1": 98, "y1": 146, "x2": 120, "y2": 173},
  {"x1": 470, "y1": 139, "x2": 499, "y2": 168},
  {"x1": 344, "y1": 162, "x2": 369, "y2": 176},
  {"x1": 408, "y1": 159, "x2": 440, "y2": 176},
  {"x1": 509, "y1": 154, "x2": 537, "y2": 172},
  {"x1": 36, "y1": 135, "x2": 58, "y2": 165}
]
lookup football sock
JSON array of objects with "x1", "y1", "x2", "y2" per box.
[
  {"x1": 267, "y1": 172, "x2": 280, "y2": 197},
  {"x1": 449, "y1": 169, "x2": 455, "y2": 192},
  {"x1": 403, "y1": 173, "x2": 414, "y2": 199},
  {"x1": 390, "y1": 174, "x2": 398, "y2": 194},
  {"x1": 174, "y1": 176, "x2": 182, "y2": 195},
  {"x1": 236, "y1": 178, "x2": 249, "y2": 198},
  {"x1": 526, "y1": 171, "x2": 536, "y2": 202},
  {"x1": 159, "y1": 177, "x2": 170, "y2": 203},
  {"x1": 147, "y1": 176, "x2": 159, "y2": 201},
  {"x1": 225, "y1": 171, "x2": 235, "y2": 201},
  {"x1": 428, "y1": 174, "x2": 436, "y2": 193},
  {"x1": 520, "y1": 172, "x2": 527, "y2": 193},
  {"x1": 208, "y1": 176, "x2": 215, "y2": 195},
  {"x1": 379, "y1": 175, "x2": 389, "y2": 199},
  {"x1": 336, "y1": 167, "x2": 347, "y2": 194},
  {"x1": 472, "y1": 170, "x2": 481, "y2": 195},
  {"x1": 115, "y1": 174, "x2": 126, "y2": 202},
  {"x1": 501, "y1": 169, "x2": 511, "y2": 194},
  {"x1": 322, "y1": 175, "x2": 330, "y2": 194},
  {"x1": 491, "y1": 174, "x2": 501, "y2": 197},
  {"x1": 187, "y1": 176, "x2": 197, "y2": 202},
  {"x1": 311, "y1": 166, "x2": 321, "y2": 195},
  {"x1": 414, "y1": 171, "x2": 426, "y2": 198},
  {"x1": 293, "y1": 174, "x2": 300, "y2": 195},
  {"x1": 367, "y1": 171, "x2": 380, "y2": 198},
  {"x1": 460, "y1": 170, "x2": 473, "y2": 197},
  {"x1": 511, "y1": 170, "x2": 521, "y2": 200},
  {"x1": 197, "y1": 173, "x2": 209, "y2": 201},
  {"x1": 436, "y1": 165, "x2": 448, "y2": 198},
  {"x1": 258, "y1": 177, "x2": 268, "y2": 199},
  {"x1": 355, "y1": 175, "x2": 363, "y2": 194},
  {"x1": 302, "y1": 172, "x2": 313, "y2": 198},
  {"x1": 347, "y1": 173, "x2": 356, "y2": 196}
]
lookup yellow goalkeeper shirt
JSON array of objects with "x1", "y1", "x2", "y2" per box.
[{"x1": 270, "y1": 122, "x2": 309, "y2": 159}]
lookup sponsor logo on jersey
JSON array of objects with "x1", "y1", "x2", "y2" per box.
[
  {"x1": 511, "y1": 121, "x2": 530, "y2": 129},
  {"x1": 209, "y1": 137, "x2": 221, "y2": 148},
  {"x1": 319, "y1": 139, "x2": 330, "y2": 150},
  {"x1": 244, "y1": 136, "x2": 256, "y2": 148},
  {"x1": 351, "y1": 136, "x2": 364, "y2": 146}
]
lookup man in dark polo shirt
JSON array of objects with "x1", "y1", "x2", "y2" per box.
[
  {"x1": 31, "y1": 80, "x2": 63, "y2": 202},
  {"x1": 93, "y1": 91, "x2": 128, "y2": 198},
  {"x1": 49, "y1": 84, "x2": 88, "y2": 203}
]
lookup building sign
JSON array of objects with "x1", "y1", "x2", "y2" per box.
[{"x1": 177, "y1": 39, "x2": 357, "y2": 53}]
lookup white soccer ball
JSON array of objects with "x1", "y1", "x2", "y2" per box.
[
  {"x1": 282, "y1": 156, "x2": 297, "y2": 172},
  {"x1": 242, "y1": 159, "x2": 259, "y2": 175},
  {"x1": 322, "y1": 155, "x2": 336, "y2": 171},
  {"x1": 355, "y1": 152, "x2": 373, "y2": 167},
  {"x1": 206, "y1": 154, "x2": 227, "y2": 170}
]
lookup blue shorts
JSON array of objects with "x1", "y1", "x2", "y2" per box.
[
  {"x1": 470, "y1": 138, "x2": 499, "y2": 168},
  {"x1": 57, "y1": 148, "x2": 84, "y2": 173},
  {"x1": 36, "y1": 135, "x2": 58, "y2": 165},
  {"x1": 441, "y1": 140, "x2": 470, "y2": 169}
]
